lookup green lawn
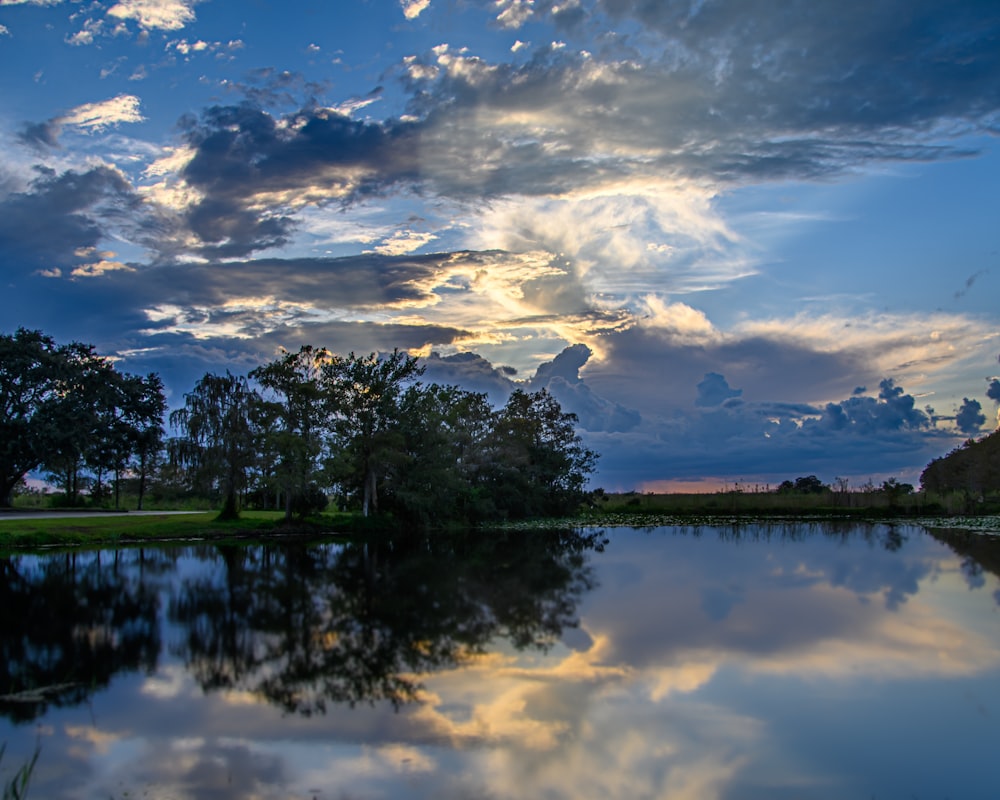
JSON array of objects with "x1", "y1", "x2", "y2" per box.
[{"x1": 0, "y1": 510, "x2": 352, "y2": 551}]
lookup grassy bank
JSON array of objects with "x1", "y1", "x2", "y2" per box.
[{"x1": 0, "y1": 510, "x2": 355, "y2": 551}]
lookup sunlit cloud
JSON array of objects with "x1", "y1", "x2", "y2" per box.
[
  {"x1": 400, "y1": 0, "x2": 431, "y2": 20},
  {"x1": 107, "y1": 0, "x2": 198, "y2": 32},
  {"x1": 61, "y1": 94, "x2": 145, "y2": 133}
]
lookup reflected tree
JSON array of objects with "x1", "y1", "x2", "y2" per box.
[
  {"x1": 0, "y1": 551, "x2": 163, "y2": 723},
  {"x1": 169, "y1": 530, "x2": 601, "y2": 714}
]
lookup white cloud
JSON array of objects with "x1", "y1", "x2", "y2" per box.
[
  {"x1": 60, "y1": 94, "x2": 144, "y2": 132},
  {"x1": 107, "y1": 0, "x2": 197, "y2": 31},
  {"x1": 400, "y1": 0, "x2": 431, "y2": 20},
  {"x1": 371, "y1": 230, "x2": 438, "y2": 256}
]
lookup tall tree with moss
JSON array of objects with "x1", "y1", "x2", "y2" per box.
[{"x1": 169, "y1": 372, "x2": 259, "y2": 520}]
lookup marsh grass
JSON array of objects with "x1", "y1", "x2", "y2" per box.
[{"x1": 0, "y1": 743, "x2": 39, "y2": 800}]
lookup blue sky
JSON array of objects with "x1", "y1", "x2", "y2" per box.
[{"x1": 1, "y1": 0, "x2": 998, "y2": 491}]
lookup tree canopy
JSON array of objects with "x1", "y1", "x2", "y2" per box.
[
  {"x1": 3, "y1": 331, "x2": 598, "y2": 522},
  {"x1": 0, "y1": 329, "x2": 166, "y2": 508},
  {"x1": 921, "y1": 430, "x2": 1000, "y2": 496}
]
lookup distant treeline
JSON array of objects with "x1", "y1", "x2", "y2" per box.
[
  {"x1": 1, "y1": 330, "x2": 596, "y2": 526},
  {"x1": 921, "y1": 430, "x2": 1000, "y2": 497}
]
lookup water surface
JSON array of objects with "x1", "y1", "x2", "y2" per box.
[{"x1": 2, "y1": 523, "x2": 998, "y2": 799}]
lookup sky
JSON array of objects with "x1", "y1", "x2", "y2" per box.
[{"x1": 1, "y1": 0, "x2": 999, "y2": 491}]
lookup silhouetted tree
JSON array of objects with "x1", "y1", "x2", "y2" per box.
[
  {"x1": 250, "y1": 346, "x2": 330, "y2": 521},
  {"x1": 169, "y1": 372, "x2": 259, "y2": 520},
  {"x1": 321, "y1": 350, "x2": 423, "y2": 517}
]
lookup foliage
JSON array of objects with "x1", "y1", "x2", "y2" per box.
[
  {"x1": 775, "y1": 475, "x2": 827, "y2": 494},
  {"x1": 321, "y1": 349, "x2": 423, "y2": 517},
  {"x1": 3, "y1": 329, "x2": 597, "y2": 526},
  {"x1": 169, "y1": 373, "x2": 259, "y2": 520},
  {"x1": 249, "y1": 346, "x2": 329, "y2": 521},
  {"x1": 0, "y1": 329, "x2": 165, "y2": 509},
  {"x1": 0, "y1": 743, "x2": 39, "y2": 800},
  {"x1": 921, "y1": 429, "x2": 1000, "y2": 499}
]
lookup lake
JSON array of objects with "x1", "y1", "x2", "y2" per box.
[{"x1": 2, "y1": 522, "x2": 999, "y2": 799}]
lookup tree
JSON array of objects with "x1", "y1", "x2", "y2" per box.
[
  {"x1": 0, "y1": 329, "x2": 65, "y2": 506},
  {"x1": 483, "y1": 389, "x2": 597, "y2": 518},
  {"x1": 321, "y1": 350, "x2": 423, "y2": 517},
  {"x1": 125, "y1": 374, "x2": 167, "y2": 510},
  {"x1": 169, "y1": 372, "x2": 259, "y2": 520},
  {"x1": 776, "y1": 475, "x2": 827, "y2": 494},
  {"x1": 35, "y1": 340, "x2": 121, "y2": 506},
  {"x1": 382, "y1": 384, "x2": 496, "y2": 525},
  {"x1": 250, "y1": 346, "x2": 330, "y2": 521}
]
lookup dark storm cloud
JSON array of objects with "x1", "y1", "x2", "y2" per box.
[
  {"x1": 527, "y1": 344, "x2": 641, "y2": 432},
  {"x1": 577, "y1": 0, "x2": 1000, "y2": 133},
  {"x1": 420, "y1": 351, "x2": 518, "y2": 404},
  {"x1": 174, "y1": 103, "x2": 420, "y2": 257},
  {"x1": 113, "y1": 252, "x2": 453, "y2": 308},
  {"x1": 955, "y1": 397, "x2": 986, "y2": 436},
  {"x1": 122, "y1": 0, "x2": 1000, "y2": 261},
  {"x1": 399, "y1": 0, "x2": 1000, "y2": 194},
  {"x1": 987, "y1": 379, "x2": 1000, "y2": 404},
  {"x1": 580, "y1": 364, "x2": 947, "y2": 489},
  {"x1": 586, "y1": 326, "x2": 871, "y2": 411},
  {"x1": 695, "y1": 372, "x2": 742, "y2": 407},
  {"x1": 0, "y1": 165, "x2": 140, "y2": 272}
]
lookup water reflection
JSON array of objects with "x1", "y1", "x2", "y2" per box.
[
  {"x1": 168, "y1": 531, "x2": 598, "y2": 713},
  {"x1": 0, "y1": 550, "x2": 164, "y2": 722},
  {"x1": 1, "y1": 523, "x2": 999, "y2": 800}
]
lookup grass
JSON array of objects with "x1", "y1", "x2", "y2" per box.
[
  {"x1": 0, "y1": 509, "x2": 356, "y2": 551},
  {"x1": 0, "y1": 743, "x2": 38, "y2": 800}
]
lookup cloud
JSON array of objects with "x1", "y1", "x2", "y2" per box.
[
  {"x1": 106, "y1": 0, "x2": 197, "y2": 32},
  {"x1": 955, "y1": 397, "x2": 986, "y2": 436},
  {"x1": 60, "y1": 95, "x2": 144, "y2": 131},
  {"x1": 696, "y1": 373, "x2": 742, "y2": 408},
  {"x1": 987, "y1": 379, "x2": 1000, "y2": 404},
  {"x1": 0, "y1": 165, "x2": 141, "y2": 273},
  {"x1": 400, "y1": 0, "x2": 431, "y2": 20},
  {"x1": 19, "y1": 95, "x2": 144, "y2": 148}
]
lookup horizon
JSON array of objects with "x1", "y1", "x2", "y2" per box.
[{"x1": 2, "y1": 0, "x2": 999, "y2": 491}]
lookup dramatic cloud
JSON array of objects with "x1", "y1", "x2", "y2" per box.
[
  {"x1": 955, "y1": 397, "x2": 986, "y2": 436},
  {"x1": 0, "y1": 165, "x2": 141, "y2": 272},
  {"x1": 3, "y1": 0, "x2": 998, "y2": 488}
]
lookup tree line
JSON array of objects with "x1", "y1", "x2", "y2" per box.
[
  {"x1": 1, "y1": 330, "x2": 597, "y2": 525},
  {"x1": 920, "y1": 429, "x2": 1000, "y2": 499},
  {"x1": 1, "y1": 329, "x2": 165, "y2": 509}
]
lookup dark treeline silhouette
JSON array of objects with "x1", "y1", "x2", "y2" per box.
[
  {"x1": 0, "y1": 329, "x2": 166, "y2": 509},
  {"x1": 2, "y1": 331, "x2": 597, "y2": 524},
  {"x1": 167, "y1": 346, "x2": 597, "y2": 525},
  {"x1": 920, "y1": 429, "x2": 1000, "y2": 500}
]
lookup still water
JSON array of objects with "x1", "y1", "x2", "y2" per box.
[{"x1": 2, "y1": 522, "x2": 999, "y2": 799}]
